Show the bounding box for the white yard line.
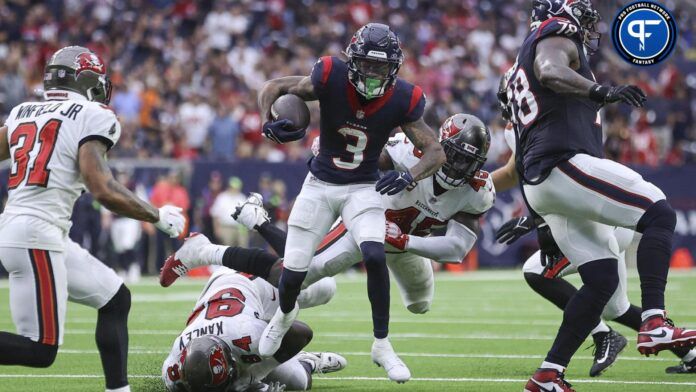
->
[1,374,694,386]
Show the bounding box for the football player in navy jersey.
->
[255,23,445,382]
[499,1,696,391]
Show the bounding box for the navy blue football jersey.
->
[506,17,603,181]
[309,56,425,184]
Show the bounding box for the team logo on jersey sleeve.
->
[612,1,677,66]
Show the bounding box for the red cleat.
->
[159,233,210,287]
[524,368,574,392]
[637,314,696,356]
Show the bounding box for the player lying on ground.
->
[0,46,186,392]
[256,23,445,382]
[500,1,696,390]
[162,267,346,392]
[161,113,493,381]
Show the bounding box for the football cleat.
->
[297,351,347,374]
[371,338,411,383]
[637,314,696,356]
[231,192,270,230]
[524,368,575,392]
[259,305,299,357]
[589,329,627,377]
[159,233,211,287]
[665,356,696,374]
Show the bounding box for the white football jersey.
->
[162,269,282,392]
[0,96,120,250]
[383,133,495,236]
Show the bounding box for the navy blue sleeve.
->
[310,56,334,98]
[403,85,426,123]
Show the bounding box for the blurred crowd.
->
[0,0,694,167]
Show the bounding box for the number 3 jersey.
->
[162,269,281,392]
[506,17,602,181]
[382,133,495,236]
[0,97,121,251]
[308,56,426,184]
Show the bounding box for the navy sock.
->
[636,200,675,311]
[0,332,57,367]
[361,241,389,339]
[523,273,578,311]
[222,246,280,280]
[257,221,288,257]
[278,268,307,313]
[96,284,131,389]
[545,259,618,367]
[614,304,642,331]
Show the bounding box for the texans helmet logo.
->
[74,52,106,76]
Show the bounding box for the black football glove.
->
[495,215,535,245]
[537,222,565,268]
[376,170,416,196]
[262,119,305,144]
[590,84,647,107]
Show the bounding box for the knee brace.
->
[637,199,676,233]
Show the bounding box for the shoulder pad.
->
[535,17,583,43]
[465,171,496,215]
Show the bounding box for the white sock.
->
[200,244,226,266]
[106,386,131,392]
[591,320,611,336]
[683,350,696,363]
[540,361,565,373]
[641,309,665,322]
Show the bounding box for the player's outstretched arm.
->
[491,153,518,193]
[0,125,9,161]
[400,118,445,181]
[386,212,479,263]
[258,76,317,122]
[79,140,160,222]
[535,37,646,107]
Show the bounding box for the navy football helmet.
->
[345,23,403,100]
[531,0,601,53]
[436,114,490,189]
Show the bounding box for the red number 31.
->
[8,120,61,189]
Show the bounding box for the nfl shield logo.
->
[356,110,365,119]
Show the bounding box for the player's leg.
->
[550,155,695,354]
[266,352,348,391]
[64,240,131,392]
[0,247,67,367]
[386,253,434,314]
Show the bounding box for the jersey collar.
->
[346,81,395,118]
[43,90,89,102]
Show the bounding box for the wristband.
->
[589,84,610,103]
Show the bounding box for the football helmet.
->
[43,46,112,104]
[436,114,490,189]
[179,335,238,392]
[531,0,601,54]
[345,23,403,100]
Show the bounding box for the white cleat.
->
[259,305,299,357]
[297,351,347,374]
[159,233,212,287]
[371,337,411,383]
[232,192,270,230]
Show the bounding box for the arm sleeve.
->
[79,105,121,151]
[405,219,477,263]
[309,56,334,99]
[403,85,426,123]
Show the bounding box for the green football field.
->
[1,270,696,391]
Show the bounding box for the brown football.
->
[270,94,310,132]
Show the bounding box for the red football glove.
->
[385,221,409,250]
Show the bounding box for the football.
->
[270,94,310,132]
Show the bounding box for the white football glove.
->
[311,136,320,157]
[155,205,186,238]
[385,220,402,238]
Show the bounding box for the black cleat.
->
[666,357,696,374]
[589,329,627,377]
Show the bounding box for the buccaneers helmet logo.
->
[74,52,106,76]
[208,346,229,385]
